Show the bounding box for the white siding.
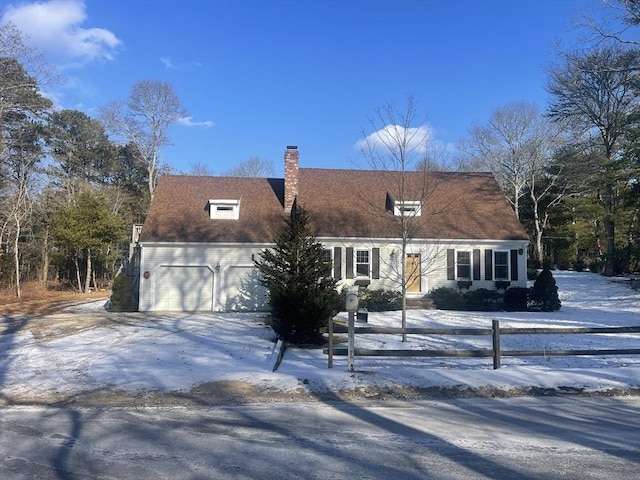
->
[222,265,268,311]
[138,243,270,312]
[320,238,529,296]
[138,238,529,312]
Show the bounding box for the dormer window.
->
[209,199,240,220]
[393,200,422,217]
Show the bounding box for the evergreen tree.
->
[52,190,127,293]
[530,268,561,312]
[255,207,339,344]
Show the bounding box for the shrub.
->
[432,287,506,311]
[361,289,402,311]
[504,287,529,311]
[463,288,502,311]
[430,287,465,310]
[110,273,136,312]
[529,268,561,311]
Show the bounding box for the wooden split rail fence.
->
[325,317,640,371]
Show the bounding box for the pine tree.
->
[255,207,339,344]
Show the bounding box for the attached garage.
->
[222,265,268,311]
[154,265,214,311]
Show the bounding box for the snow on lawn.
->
[1,271,640,399]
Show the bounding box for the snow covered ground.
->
[1,271,639,400]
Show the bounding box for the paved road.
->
[1,396,639,479]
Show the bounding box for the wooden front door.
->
[406,253,421,293]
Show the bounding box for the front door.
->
[406,253,421,293]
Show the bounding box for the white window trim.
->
[355,248,371,278]
[209,199,240,220]
[393,200,422,217]
[494,250,510,281]
[456,250,472,280]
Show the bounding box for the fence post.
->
[328,317,334,368]
[348,311,355,372]
[492,319,501,369]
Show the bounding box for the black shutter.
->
[333,247,342,279]
[372,248,380,279]
[473,249,481,280]
[510,249,519,281]
[346,247,354,279]
[485,249,493,281]
[447,249,455,280]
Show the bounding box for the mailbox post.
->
[345,287,359,372]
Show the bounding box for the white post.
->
[348,311,355,372]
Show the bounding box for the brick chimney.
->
[284,146,299,213]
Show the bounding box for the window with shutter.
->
[456,251,471,279]
[494,251,509,280]
[356,250,370,277]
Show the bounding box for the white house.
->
[137,146,529,311]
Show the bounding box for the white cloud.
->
[160,56,177,69]
[1,0,122,64]
[160,56,203,70]
[177,116,215,128]
[355,124,433,153]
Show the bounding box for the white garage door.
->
[155,266,214,311]
[223,266,268,311]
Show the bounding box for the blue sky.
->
[0,0,622,176]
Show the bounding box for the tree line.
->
[454,9,640,276]
[0,22,189,296]
[0,21,277,297]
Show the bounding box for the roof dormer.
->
[209,199,240,220]
[386,193,422,217]
[393,200,422,217]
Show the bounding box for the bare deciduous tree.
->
[459,103,546,220]
[225,156,274,177]
[458,102,568,264]
[359,95,439,340]
[189,161,215,176]
[100,80,188,201]
[578,0,640,46]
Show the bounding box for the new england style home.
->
[135,146,529,311]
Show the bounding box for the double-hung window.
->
[494,251,509,280]
[456,251,471,279]
[356,249,370,277]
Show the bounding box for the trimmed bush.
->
[110,273,136,312]
[504,287,529,311]
[463,288,502,311]
[530,268,561,311]
[430,287,465,310]
[361,289,402,311]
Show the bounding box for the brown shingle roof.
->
[140,170,529,243]
[139,175,286,243]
